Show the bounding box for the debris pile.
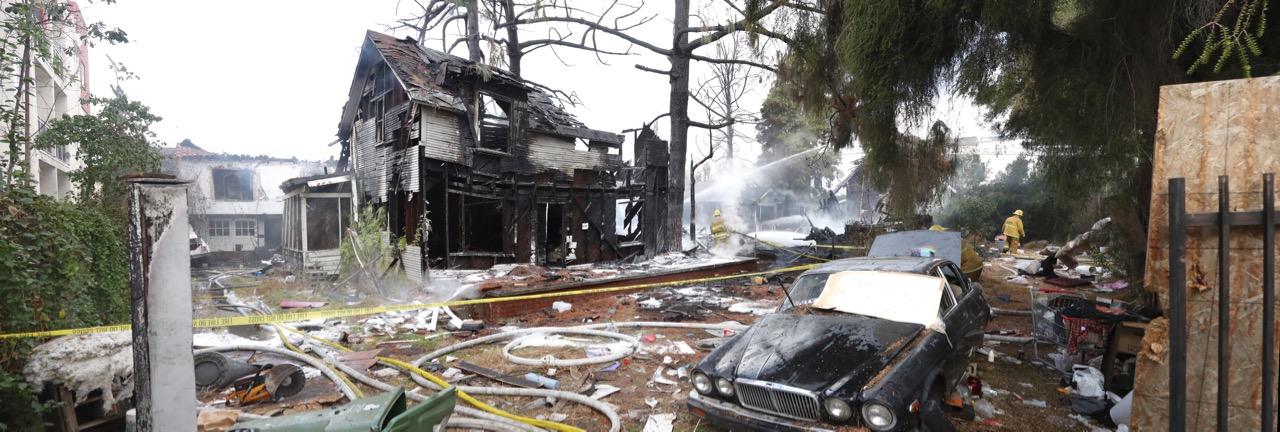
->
[23,331,134,412]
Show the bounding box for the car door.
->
[936,263,984,385]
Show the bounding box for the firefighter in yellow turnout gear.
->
[930,225,983,281]
[710,210,730,247]
[1002,210,1025,254]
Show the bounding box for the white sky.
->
[80,1,1002,181]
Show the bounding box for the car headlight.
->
[715,378,735,396]
[692,372,714,395]
[862,402,897,431]
[823,398,852,422]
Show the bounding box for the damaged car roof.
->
[804,255,945,274]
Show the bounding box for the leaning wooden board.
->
[1131,76,1280,431]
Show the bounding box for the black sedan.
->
[687,231,991,431]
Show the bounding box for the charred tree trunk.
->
[667,0,691,251]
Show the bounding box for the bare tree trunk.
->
[689,159,697,245]
[5,35,32,188]
[501,0,522,76]
[466,4,482,63]
[667,0,691,251]
[723,74,734,170]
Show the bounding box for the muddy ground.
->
[195,258,1128,431]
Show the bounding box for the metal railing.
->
[1167,173,1277,431]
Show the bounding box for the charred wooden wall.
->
[346,64,666,270]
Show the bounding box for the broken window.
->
[372,97,386,142]
[476,93,515,152]
[213,169,254,201]
[209,220,230,237]
[234,220,256,237]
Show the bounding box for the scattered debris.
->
[334,349,385,371]
[279,301,327,309]
[196,410,239,432]
[587,384,621,400]
[649,367,677,386]
[642,413,676,432]
[456,361,542,388]
[523,372,561,390]
[552,301,572,313]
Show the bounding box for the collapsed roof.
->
[337,30,621,145]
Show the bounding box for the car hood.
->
[715,313,924,393]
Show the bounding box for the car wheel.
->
[917,383,956,432]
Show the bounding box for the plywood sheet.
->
[1134,75,1280,430]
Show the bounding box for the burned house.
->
[162,140,332,265]
[299,30,668,277]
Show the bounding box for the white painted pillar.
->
[124,175,196,432]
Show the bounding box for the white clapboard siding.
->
[527,132,608,175]
[422,109,464,164]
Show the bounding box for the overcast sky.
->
[80,1,999,176]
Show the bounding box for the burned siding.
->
[527,133,616,176]
[422,110,464,164]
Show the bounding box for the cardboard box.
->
[1114,321,1147,355]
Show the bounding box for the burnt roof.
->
[340,31,621,145]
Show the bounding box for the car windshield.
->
[779,273,832,311]
[788,271,947,327]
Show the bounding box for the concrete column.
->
[125,174,196,432]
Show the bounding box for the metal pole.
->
[1218,176,1231,431]
[1264,173,1276,432]
[1170,177,1188,432]
[125,174,196,432]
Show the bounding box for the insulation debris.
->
[23,331,134,412]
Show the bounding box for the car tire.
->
[918,399,956,432]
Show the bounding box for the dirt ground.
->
[195,258,1128,431]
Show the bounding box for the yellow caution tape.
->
[0,263,822,339]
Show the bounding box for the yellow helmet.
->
[929,225,947,232]
[1014,210,1024,216]
[713,210,721,217]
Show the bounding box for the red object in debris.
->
[967,376,983,399]
[723,329,737,337]
[279,301,328,309]
[642,334,658,343]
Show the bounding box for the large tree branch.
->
[519,38,635,56]
[634,64,671,75]
[689,119,735,130]
[685,22,798,50]
[498,16,671,56]
[688,54,777,72]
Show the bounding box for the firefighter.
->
[710,209,730,247]
[1002,210,1025,255]
[930,225,983,281]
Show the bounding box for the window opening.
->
[209,220,230,237]
[212,169,254,201]
[542,203,565,264]
[234,220,257,237]
[477,93,513,152]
